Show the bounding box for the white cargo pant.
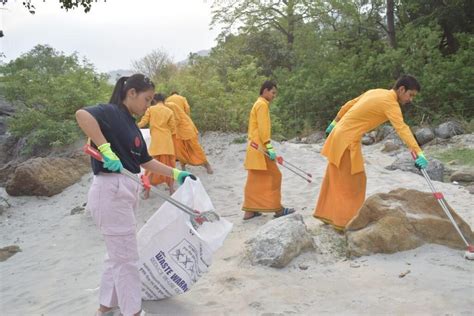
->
[87,173,141,316]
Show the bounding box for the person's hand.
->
[415,151,428,169]
[98,143,123,172]
[172,168,197,185]
[325,120,337,137]
[266,143,276,161]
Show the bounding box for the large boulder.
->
[245,213,314,268]
[385,152,445,181]
[375,125,395,142]
[5,157,89,196]
[414,127,435,145]
[450,169,474,183]
[434,121,464,139]
[346,189,473,257]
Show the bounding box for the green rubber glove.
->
[266,143,277,161]
[415,151,428,170]
[172,168,196,185]
[325,120,337,137]
[98,143,123,172]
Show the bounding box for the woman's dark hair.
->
[393,75,421,92]
[260,80,277,95]
[109,74,155,105]
[153,93,166,103]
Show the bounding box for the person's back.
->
[166,93,191,115]
[165,101,198,140]
[147,104,175,156]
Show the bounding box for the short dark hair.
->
[170,91,178,96]
[109,74,155,105]
[393,75,421,92]
[260,80,277,95]
[154,93,166,103]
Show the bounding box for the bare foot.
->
[204,163,214,174]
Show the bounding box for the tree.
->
[1,0,105,14]
[131,49,177,84]
[0,44,111,153]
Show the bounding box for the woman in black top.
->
[76,74,194,316]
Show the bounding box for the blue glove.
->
[172,168,196,185]
[325,120,337,137]
[98,143,123,172]
[415,151,428,169]
[266,143,276,161]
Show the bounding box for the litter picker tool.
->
[411,151,474,260]
[83,144,220,230]
[249,141,312,183]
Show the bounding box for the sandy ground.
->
[0,132,473,315]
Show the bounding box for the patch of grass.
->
[231,136,247,144]
[431,148,474,166]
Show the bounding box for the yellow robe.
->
[164,101,198,140]
[137,104,176,156]
[166,94,191,116]
[322,89,421,174]
[244,97,272,170]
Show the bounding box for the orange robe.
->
[166,94,191,116]
[242,97,282,212]
[164,101,208,166]
[137,104,176,186]
[314,89,422,229]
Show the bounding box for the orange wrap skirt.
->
[242,156,282,212]
[174,136,208,166]
[145,155,176,187]
[313,149,366,230]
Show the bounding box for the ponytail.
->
[109,74,155,106]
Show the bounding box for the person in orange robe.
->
[138,93,177,194]
[164,98,213,174]
[314,75,428,231]
[166,92,191,115]
[242,80,295,220]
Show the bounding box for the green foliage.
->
[431,148,474,167]
[1,45,111,153]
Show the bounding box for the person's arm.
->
[137,108,151,128]
[184,98,191,115]
[256,103,271,145]
[141,159,195,185]
[169,112,177,135]
[75,109,107,146]
[385,103,422,154]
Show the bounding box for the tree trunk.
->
[387,0,397,48]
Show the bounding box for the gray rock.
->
[0,245,21,262]
[361,135,375,146]
[466,185,474,195]
[381,140,401,153]
[375,125,395,142]
[303,131,325,144]
[450,169,474,183]
[245,213,314,268]
[434,121,464,139]
[385,152,445,181]
[414,127,435,145]
[346,189,474,257]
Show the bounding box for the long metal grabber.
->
[411,151,474,255]
[249,141,312,183]
[275,156,312,178]
[83,144,220,229]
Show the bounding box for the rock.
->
[5,157,89,197]
[0,160,20,186]
[0,245,21,262]
[245,213,314,268]
[346,189,474,256]
[385,152,445,182]
[70,206,85,215]
[381,140,401,153]
[450,169,474,183]
[361,135,375,146]
[434,121,464,139]
[414,127,435,145]
[303,131,325,144]
[375,125,394,142]
[466,185,474,194]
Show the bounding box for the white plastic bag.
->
[137,178,233,300]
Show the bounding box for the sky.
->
[0,0,221,72]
